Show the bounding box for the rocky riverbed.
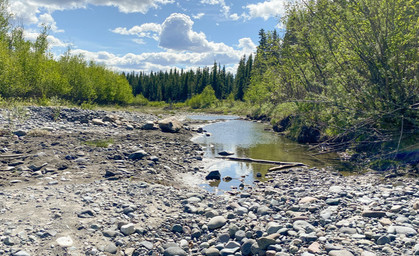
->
[0,107,418,256]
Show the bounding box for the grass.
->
[83,139,114,148]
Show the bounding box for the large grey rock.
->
[387,225,417,236]
[205,247,220,256]
[293,220,316,233]
[141,121,157,130]
[120,223,135,236]
[208,216,227,229]
[329,250,354,256]
[14,251,31,256]
[128,150,148,160]
[92,118,105,125]
[220,247,240,256]
[266,222,282,234]
[206,170,221,180]
[362,210,386,218]
[241,239,256,256]
[163,246,187,256]
[56,236,73,247]
[13,130,27,137]
[103,243,118,254]
[158,117,182,133]
[257,234,280,250]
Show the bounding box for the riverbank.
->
[0,107,418,256]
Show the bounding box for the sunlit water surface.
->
[189,115,341,192]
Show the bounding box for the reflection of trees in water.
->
[208,179,221,187]
[236,146,273,181]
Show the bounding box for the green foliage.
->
[131,94,149,106]
[0,2,134,106]
[186,85,218,109]
[83,139,114,148]
[246,0,418,157]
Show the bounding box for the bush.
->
[187,85,218,109]
[131,94,149,106]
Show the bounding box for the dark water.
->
[190,115,341,192]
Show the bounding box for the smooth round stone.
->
[163,247,187,256]
[228,224,239,237]
[103,243,118,254]
[208,216,227,230]
[266,222,281,234]
[376,235,391,245]
[56,236,73,247]
[235,207,248,215]
[387,225,417,236]
[218,233,230,243]
[329,250,354,256]
[257,206,270,215]
[241,239,256,255]
[14,251,31,256]
[120,223,135,236]
[172,224,183,233]
[235,230,246,241]
[205,247,220,256]
[225,241,240,249]
[293,220,316,233]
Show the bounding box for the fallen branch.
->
[268,164,305,172]
[0,154,24,159]
[215,156,306,167]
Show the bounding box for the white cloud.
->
[192,13,205,19]
[38,13,64,33]
[246,0,287,20]
[200,0,240,21]
[159,13,213,52]
[111,23,161,41]
[9,0,175,31]
[238,38,257,55]
[107,12,257,72]
[12,0,174,14]
[23,30,71,48]
[67,33,256,73]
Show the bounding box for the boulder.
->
[208,216,227,230]
[206,170,221,180]
[91,119,105,125]
[142,121,157,130]
[218,151,234,156]
[56,236,73,247]
[163,246,187,256]
[129,150,148,160]
[158,117,182,133]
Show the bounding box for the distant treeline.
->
[124,56,253,103]
[0,0,133,105]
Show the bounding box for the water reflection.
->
[192,118,339,192]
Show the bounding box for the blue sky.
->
[9,0,287,73]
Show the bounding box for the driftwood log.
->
[215,156,306,170]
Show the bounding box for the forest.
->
[124,55,253,104]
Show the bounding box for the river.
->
[189,115,342,192]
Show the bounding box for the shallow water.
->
[190,115,342,192]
